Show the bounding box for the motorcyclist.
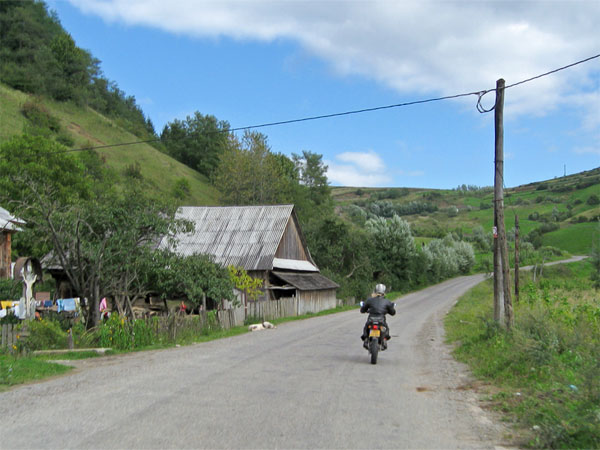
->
[360,283,396,349]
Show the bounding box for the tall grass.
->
[446,261,600,449]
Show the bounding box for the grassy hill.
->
[332,169,600,255]
[0,83,220,206]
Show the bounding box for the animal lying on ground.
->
[248,321,276,331]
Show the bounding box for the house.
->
[161,205,339,312]
[0,207,24,279]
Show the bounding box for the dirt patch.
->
[67,122,105,146]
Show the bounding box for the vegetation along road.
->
[0,272,535,450]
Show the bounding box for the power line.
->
[11,53,600,156]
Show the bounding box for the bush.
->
[22,319,68,351]
[21,100,61,133]
[587,194,600,205]
[123,162,143,180]
[172,178,191,200]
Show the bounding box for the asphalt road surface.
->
[2,273,517,449]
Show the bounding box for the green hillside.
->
[0,82,220,206]
[332,169,600,255]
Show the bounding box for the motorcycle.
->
[360,301,392,365]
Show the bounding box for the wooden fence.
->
[1,323,18,351]
[216,295,336,329]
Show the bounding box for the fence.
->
[1,323,18,350]
[216,295,337,328]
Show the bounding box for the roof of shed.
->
[0,206,24,232]
[272,271,339,291]
[164,205,299,271]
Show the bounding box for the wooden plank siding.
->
[275,216,310,261]
[0,232,12,279]
[297,289,337,315]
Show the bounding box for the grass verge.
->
[445,260,600,449]
[0,354,72,392]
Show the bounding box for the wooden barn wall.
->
[297,289,337,315]
[0,232,11,279]
[274,217,308,261]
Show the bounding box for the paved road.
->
[1,272,518,449]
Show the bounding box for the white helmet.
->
[374,283,386,295]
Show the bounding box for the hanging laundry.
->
[1,301,13,310]
[57,298,77,312]
[43,300,53,308]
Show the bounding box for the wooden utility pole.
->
[515,215,520,303]
[494,78,514,329]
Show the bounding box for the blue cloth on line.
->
[57,298,76,312]
[43,300,53,308]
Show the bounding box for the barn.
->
[161,205,339,312]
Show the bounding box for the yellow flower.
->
[16,335,20,339]
[12,345,17,351]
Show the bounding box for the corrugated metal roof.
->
[164,205,296,271]
[0,206,24,232]
[272,271,340,290]
[273,257,318,272]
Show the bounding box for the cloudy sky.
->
[47,0,599,188]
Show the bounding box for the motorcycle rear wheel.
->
[369,338,379,364]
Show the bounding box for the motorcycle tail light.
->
[373,325,378,330]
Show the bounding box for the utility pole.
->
[494,78,514,329]
[515,215,520,303]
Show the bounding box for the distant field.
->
[332,168,600,255]
[543,221,597,255]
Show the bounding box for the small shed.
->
[0,206,24,279]
[161,205,338,311]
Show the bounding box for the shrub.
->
[21,100,61,133]
[587,194,600,206]
[22,319,68,351]
[123,162,143,180]
[172,178,191,200]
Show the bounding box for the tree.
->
[365,215,415,289]
[292,150,331,206]
[154,252,234,309]
[214,131,297,205]
[303,216,374,300]
[161,112,231,176]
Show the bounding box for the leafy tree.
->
[228,266,263,305]
[214,131,297,205]
[161,112,231,176]
[154,252,234,309]
[366,215,415,289]
[292,150,331,207]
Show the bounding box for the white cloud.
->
[326,150,391,187]
[70,0,599,126]
[336,150,384,173]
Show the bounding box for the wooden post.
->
[494,78,514,329]
[515,215,520,303]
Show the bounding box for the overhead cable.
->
[12,53,600,156]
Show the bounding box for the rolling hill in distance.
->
[1,81,598,255]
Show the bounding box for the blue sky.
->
[47,0,599,189]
